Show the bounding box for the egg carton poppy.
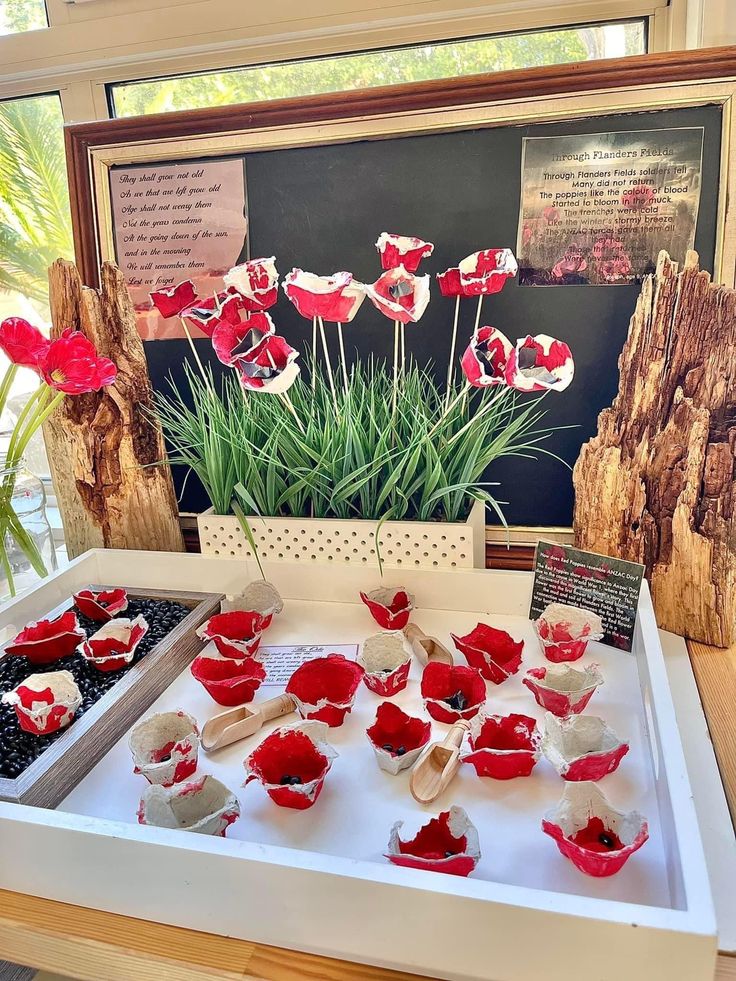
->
[0,550,719,981]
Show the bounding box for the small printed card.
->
[259,644,359,686]
[529,542,645,652]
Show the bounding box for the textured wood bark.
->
[43,259,184,557]
[573,250,736,647]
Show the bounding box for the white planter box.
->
[0,550,718,981]
[198,498,487,569]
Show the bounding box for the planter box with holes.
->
[197,498,487,569]
[0,548,721,981]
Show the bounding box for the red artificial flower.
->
[150,280,198,319]
[211,312,275,367]
[42,329,117,395]
[244,721,337,810]
[450,622,523,684]
[286,653,364,727]
[73,587,128,623]
[462,712,540,779]
[551,245,588,280]
[366,702,431,774]
[460,326,513,389]
[6,611,85,665]
[437,249,517,298]
[0,317,50,371]
[2,670,81,736]
[359,587,414,630]
[505,333,574,393]
[592,236,633,283]
[191,652,266,706]
[542,784,648,877]
[223,257,279,312]
[375,233,434,273]
[364,267,430,323]
[541,713,629,782]
[80,615,148,672]
[523,663,603,717]
[196,610,265,658]
[385,806,480,877]
[421,662,486,724]
[283,269,365,322]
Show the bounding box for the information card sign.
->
[258,644,359,687]
[517,126,703,286]
[529,542,645,652]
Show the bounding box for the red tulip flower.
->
[365,266,430,323]
[42,329,117,395]
[460,326,513,389]
[0,317,50,371]
[283,269,365,323]
[375,233,434,273]
[505,334,574,393]
[150,280,198,319]
[223,257,279,312]
[211,312,275,367]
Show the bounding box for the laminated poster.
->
[529,542,645,652]
[517,127,704,286]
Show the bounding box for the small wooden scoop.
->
[403,623,454,666]
[201,693,296,753]
[409,720,470,804]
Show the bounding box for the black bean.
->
[396,746,406,756]
[382,743,394,753]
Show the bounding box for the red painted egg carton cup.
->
[73,587,129,622]
[358,631,411,696]
[535,603,603,662]
[286,653,364,727]
[385,806,480,878]
[359,587,415,631]
[5,611,85,665]
[220,579,283,629]
[80,615,148,672]
[421,662,485,723]
[196,610,264,659]
[129,710,200,787]
[450,622,524,684]
[461,711,541,780]
[366,702,431,774]
[523,663,604,717]
[541,712,629,781]
[138,774,240,837]
[2,670,82,736]
[190,650,266,706]
[244,720,337,810]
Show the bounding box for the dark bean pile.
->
[0,597,190,780]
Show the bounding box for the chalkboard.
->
[142,103,722,525]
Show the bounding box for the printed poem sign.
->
[529,542,645,652]
[517,127,704,286]
[258,645,359,687]
[109,158,248,339]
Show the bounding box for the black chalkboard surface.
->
[143,103,722,526]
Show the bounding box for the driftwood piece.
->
[573,250,736,647]
[43,259,184,558]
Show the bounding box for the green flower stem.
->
[10,389,64,465]
[4,383,47,465]
[0,532,15,598]
[0,363,18,418]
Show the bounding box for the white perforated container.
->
[197,499,486,570]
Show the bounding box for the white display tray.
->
[0,550,717,981]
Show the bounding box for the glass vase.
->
[0,459,57,602]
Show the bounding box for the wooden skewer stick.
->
[444,295,461,411]
[392,320,400,416]
[336,322,349,395]
[311,315,317,392]
[400,321,406,377]
[319,316,339,411]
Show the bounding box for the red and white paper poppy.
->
[244,720,337,810]
[364,266,430,323]
[223,257,279,311]
[541,712,629,782]
[461,711,541,780]
[80,615,148,672]
[358,631,411,696]
[283,269,365,322]
[460,326,513,389]
[523,663,604,717]
[2,670,82,736]
[359,586,414,631]
[375,233,434,273]
[196,610,265,659]
[190,651,266,706]
[542,782,648,877]
[385,806,480,877]
[221,579,283,629]
[150,280,198,319]
[129,709,200,787]
[451,622,523,684]
[421,661,485,724]
[505,334,574,393]
[437,249,517,297]
[286,653,364,727]
[73,587,128,623]
[366,702,431,775]
[211,312,275,367]
[138,774,240,836]
[5,611,85,665]
[236,331,300,394]
[535,602,603,663]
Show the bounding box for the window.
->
[0,93,72,475]
[0,0,48,35]
[110,20,647,117]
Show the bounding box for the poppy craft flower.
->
[5,611,85,665]
[358,631,411,696]
[2,670,82,736]
[505,334,574,393]
[190,652,266,706]
[364,267,430,323]
[359,587,414,631]
[180,291,235,337]
[460,326,513,389]
[437,248,518,297]
[450,622,523,684]
[535,602,604,663]
[80,615,149,671]
[366,702,431,775]
[129,710,200,787]
[223,257,279,311]
[283,269,365,322]
[286,653,364,727]
[421,661,486,723]
[150,280,198,319]
[139,774,240,836]
[244,720,337,810]
[235,331,300,395]
[211,312,275,367]
[42,329,117,395]
[0,317,51,371]
[462,711,541,780]
[385,806,481,877]
[523,663,604,717]
[541,713,629,782]
[73,587,128,623]
[375,233,434,273]
[196,610,265,658]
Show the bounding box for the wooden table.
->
[1,636,734,981]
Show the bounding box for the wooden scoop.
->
[409,720,470,804]
[201,693,296,753]
[403,623,454,666]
